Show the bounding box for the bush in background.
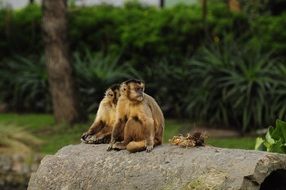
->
[251,13,286,58]
[0,56,50,112]
[0,3,251,63]
[186,37,286,132]
[0,5,42,59]
[0,51,136,113]
[74,50,135,112]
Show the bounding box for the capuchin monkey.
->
[81,84,120,144]
[107,79,164,152]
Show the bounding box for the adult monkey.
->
[107,79,164,152]
[81,84,120,144]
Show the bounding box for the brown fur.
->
[81,84,120,144]
[108,80,164,152]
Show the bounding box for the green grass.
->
[0,113,256,154]
[0,113,55,131]
[207,137,256,150]
[164,120,181,143]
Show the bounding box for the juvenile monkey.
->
[81,84,120,144]
[107,79,164,152]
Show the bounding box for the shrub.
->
[0,5,42,59]
[251,13,286,58]
[0,3,251,63]
[186,38,286,132]
[74,50,135,112]
[0,51,137,113]
[0,56,50,112]
[139,57,192,117]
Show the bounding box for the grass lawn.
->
[0,113,256,154]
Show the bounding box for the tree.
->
[42,0,86,124]
[159,0,165,8]
[201,0,207,22]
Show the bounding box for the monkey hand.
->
[107,143,114,151]
[81,132,92,143]
[146,145,154,153]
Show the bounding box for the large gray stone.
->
[0,153,41,190]
[28,144,286,190]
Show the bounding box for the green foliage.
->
[0,3,251,62]
[74,50,134,112]
[0,5,42,59]
[255,119,286,154]
[0,2,285,60]
[251,13,286,57]
[0,51,135,113]
[140,57,192,117]
[0,113,55,132]
[186,38,286,132]
[0,56,50,112]
[1,40,285,132]
[208,137,256,150]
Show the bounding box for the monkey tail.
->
[126,141,146,153]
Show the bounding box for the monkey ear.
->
[104,89,109,96]
[141,82,145,91]
[106,88,113,95]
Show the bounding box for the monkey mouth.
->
[137,95,144,101]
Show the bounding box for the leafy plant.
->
[0,56,50,112]
[140,57,192,117]
[74,50,134,112]
[186,37,286,132]
[255,119,286,154]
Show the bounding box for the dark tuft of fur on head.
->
[124,79,144,85]
[109,84,120,91]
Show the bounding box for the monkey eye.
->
[136,87,143,91]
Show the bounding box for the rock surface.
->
[0,153,42,190]
[28,144,286,190]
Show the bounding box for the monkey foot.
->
[146,145,153,153]
[106,144,113,151]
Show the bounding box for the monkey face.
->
[113,89,120,104]
[107,84,120,105]
[131,83,144,101]
[120,83,128,97]
[105,89,116,103]
[121,81,145,102]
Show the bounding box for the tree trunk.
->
[28,144,286,190]
[159,0,164,8]
[201,0,207,22]
[42,0,86,124]
[29,0,35,4]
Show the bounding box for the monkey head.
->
[105,84,120,105]
[120,79,145,102]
